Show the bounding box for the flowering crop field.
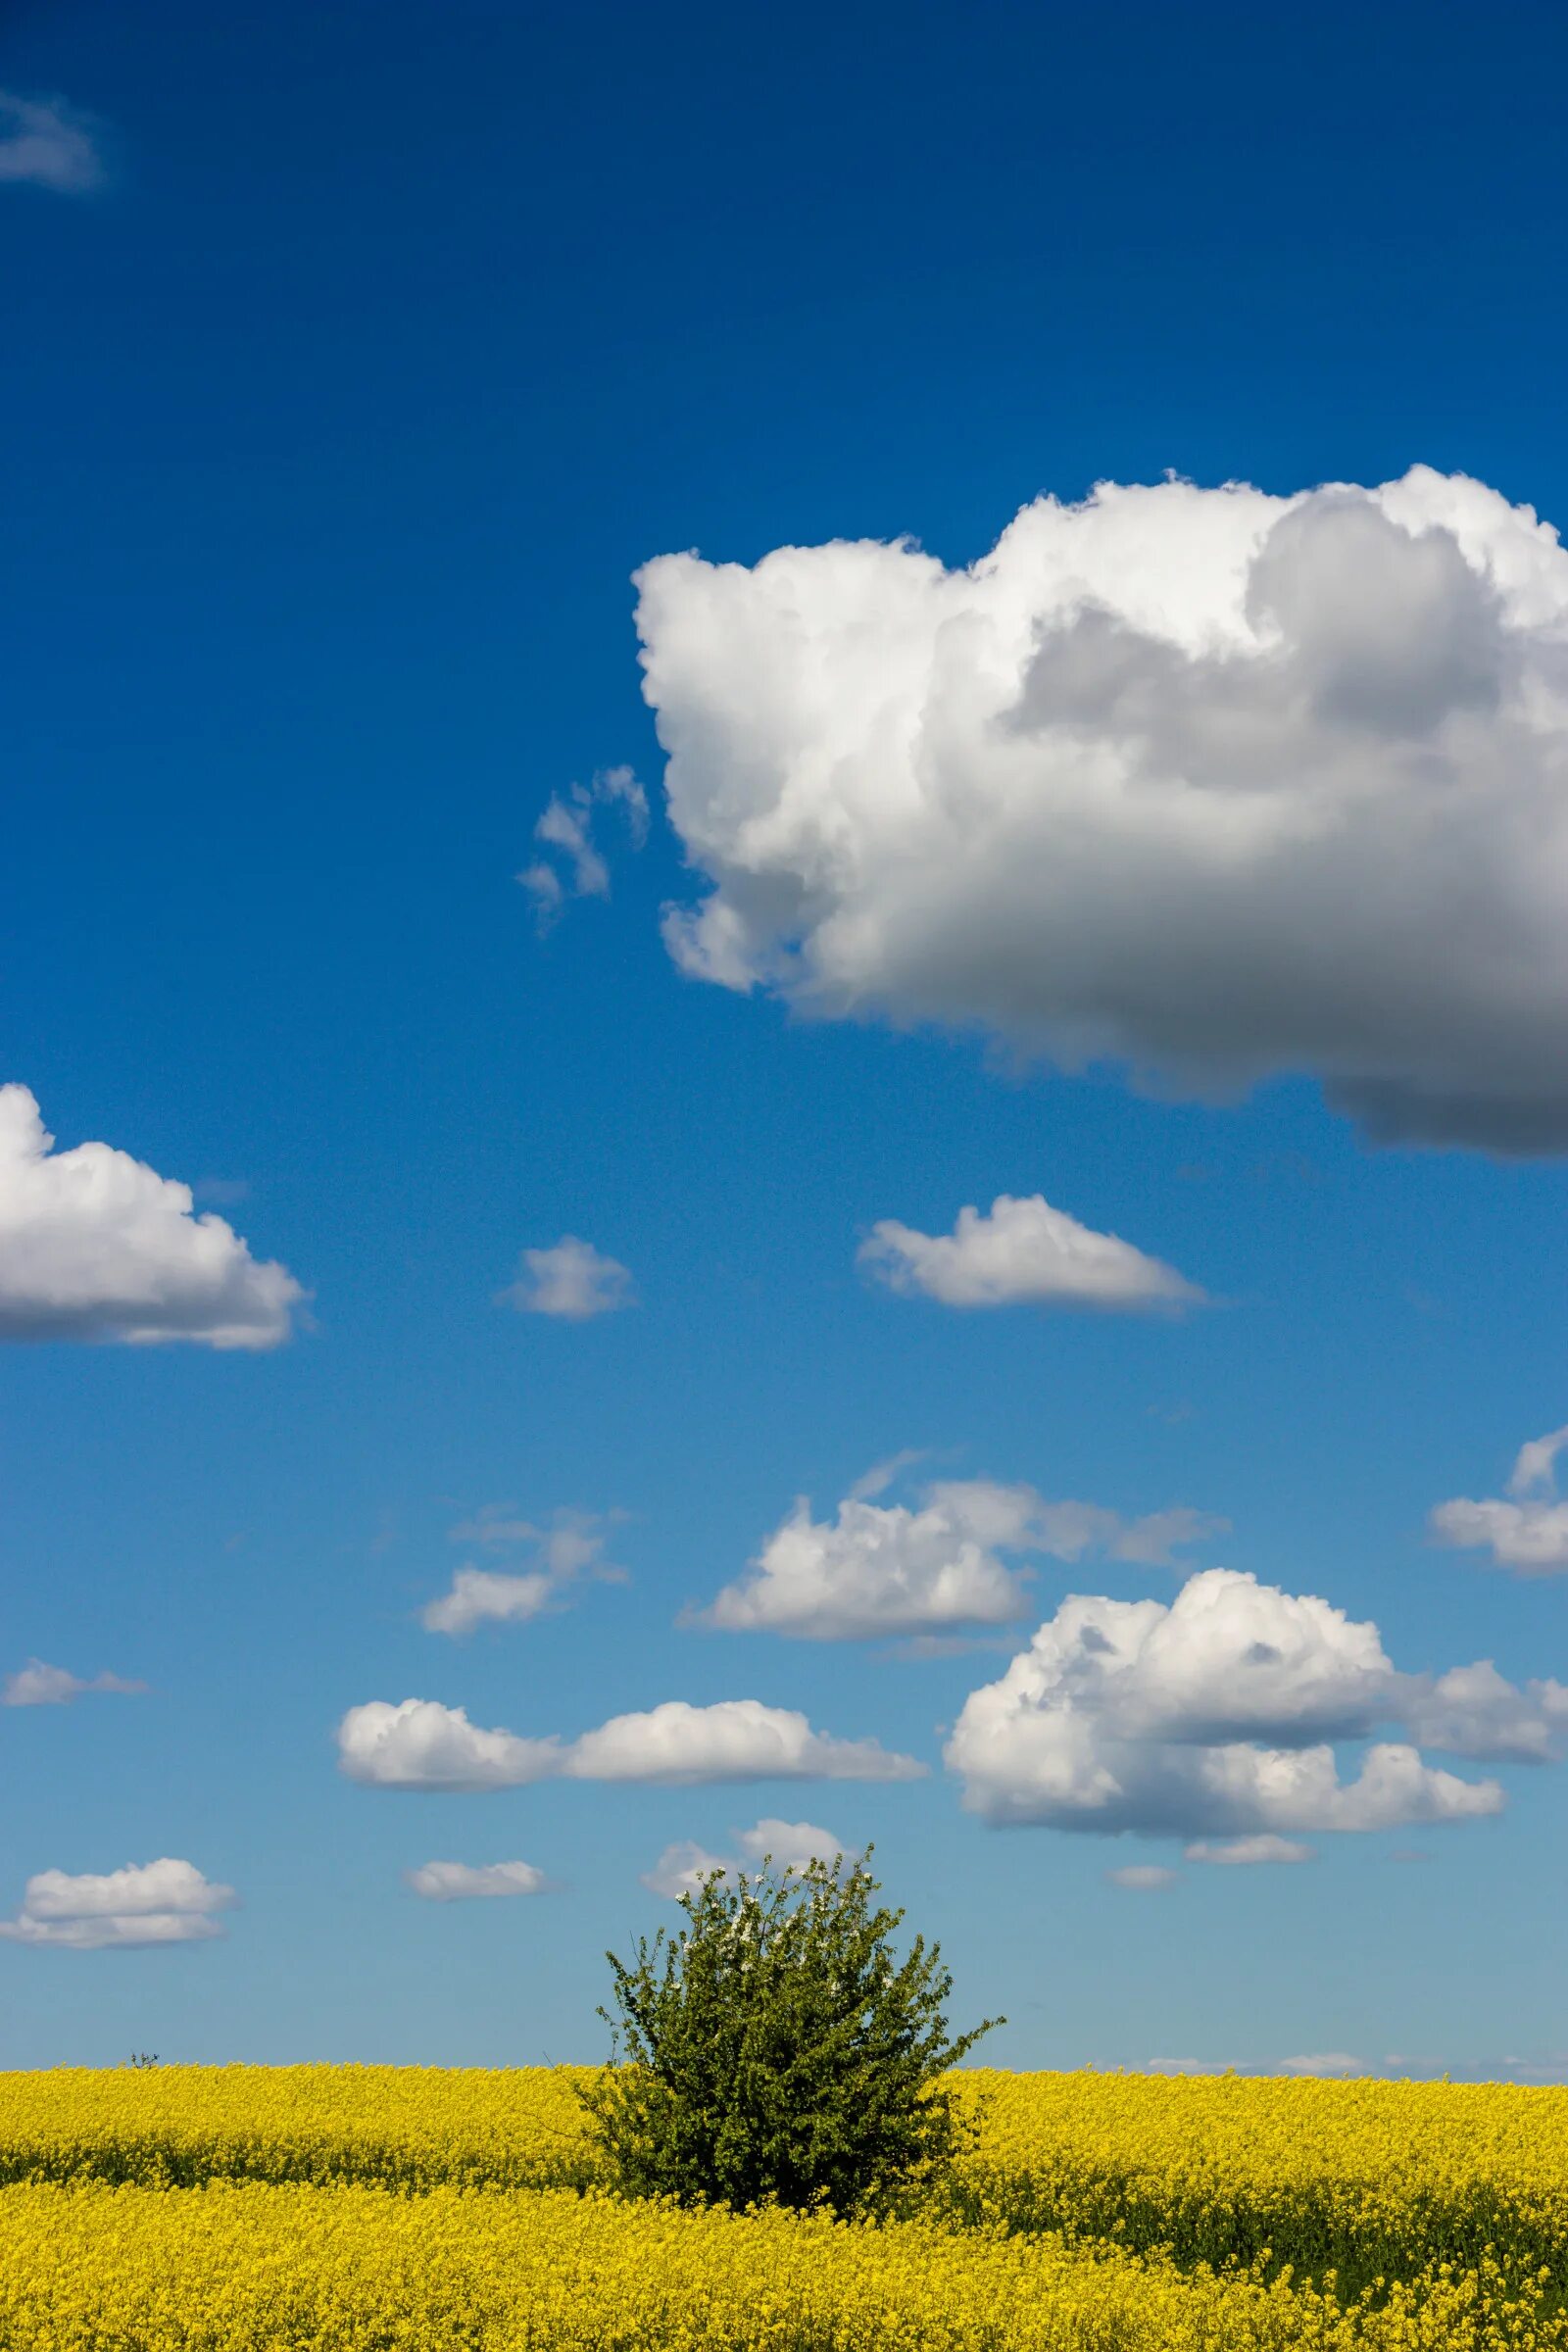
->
[0,2061,601,2193]
[4,2177,1565,2352]
[2,2065,1565,2350]
[947,2069,1568,2293]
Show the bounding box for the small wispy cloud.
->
[1509,1427,1568,1496]
[497,1236,634,1319]
[847,1450,929,1501]
[1184,1836,1313,1866]
[3,1659,146,1707]
[1429,1422,1568,1574]
[518,766,648,927]
[448,1502,626,1573]
[0,90,105,195]
[404,1859,557,1900]
[420,1506,625,1635]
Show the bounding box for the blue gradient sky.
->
[3,0,1565,2075]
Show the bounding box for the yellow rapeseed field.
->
[947,2069,1568,2290]
[2,2064,1564,2347]
[0,2061,601,2193]
[2,2177,1563,2352]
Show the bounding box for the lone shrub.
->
[582,1847,1001,2214]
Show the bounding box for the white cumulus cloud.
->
[638,467,1568,1154]
[0,90,103,193]
[3,1659,145,1706]
[1430,1424,1568,1573]
[1280,2053,1362,2078]
[1106,1864,1179,1889]
[404,1859,555,1900]
[0,1858,234,1949]
[860,1194,1202,1311]
[568,1700,917,1785]
[337,1695,921,1790]
[0,1087,303,1348]
[336,1700,564,1790]
[642,1816,856,1898]
[697,1476,1223,1639]
[944,1567,1545,1838]
[498,1236,634,1319]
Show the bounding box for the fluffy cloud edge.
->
[0,1086,304,1349]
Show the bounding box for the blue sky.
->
[3,0,1567,2077]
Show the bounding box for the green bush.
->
[581,1848,1000,2215]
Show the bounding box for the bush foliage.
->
[581,1848,1000,2214]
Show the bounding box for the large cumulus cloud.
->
[637,468,1568,1152]
[944,1567,1566,1838]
